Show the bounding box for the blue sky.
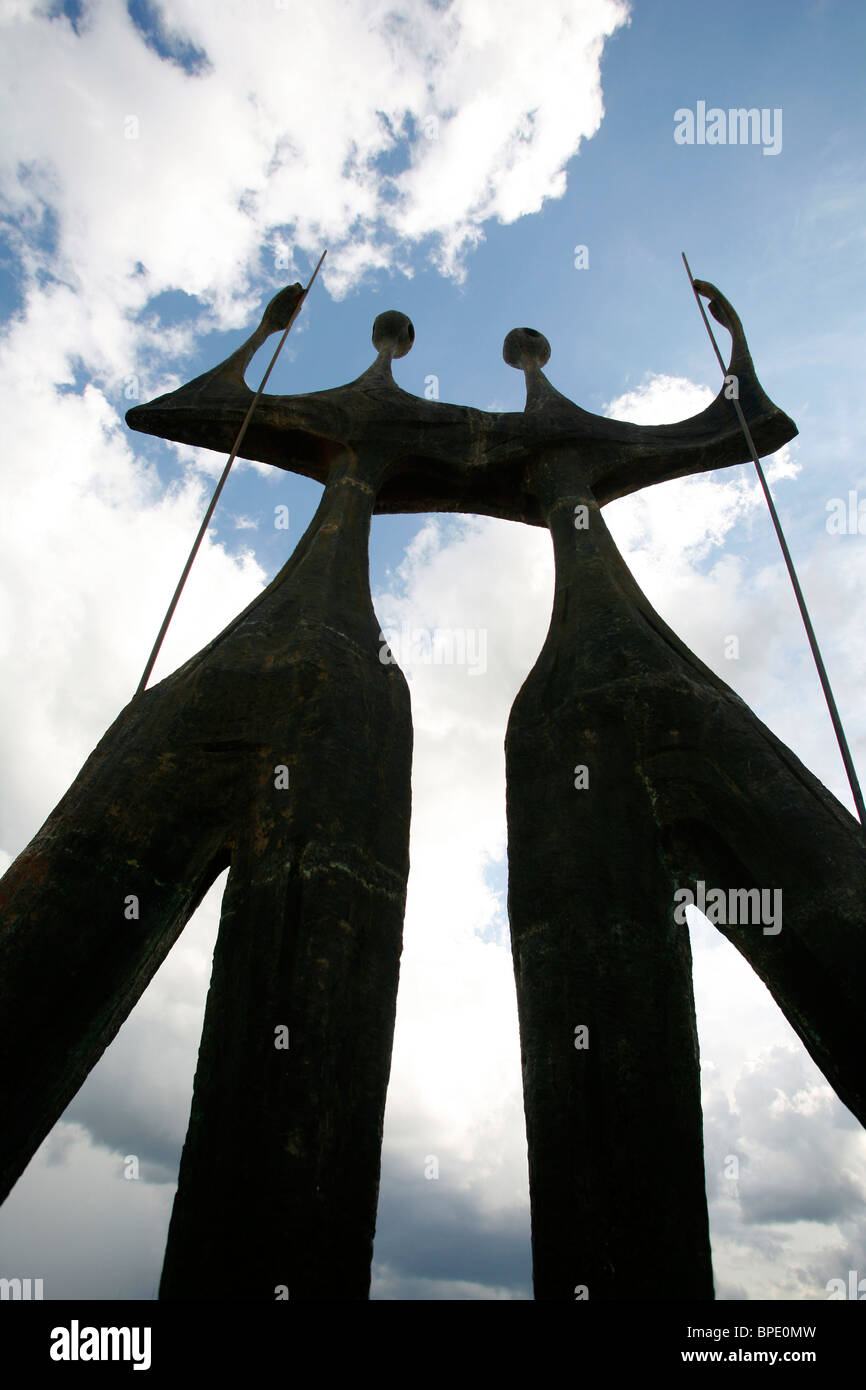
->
[1,0,865,1301]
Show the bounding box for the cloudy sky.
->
[1,0,865,1302]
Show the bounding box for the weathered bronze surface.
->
[1,281,860,1301]
[0,317,417,1300]
[502,313,866,1299]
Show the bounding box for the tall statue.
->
[0,278,861,1300]
[501,300,866,1299]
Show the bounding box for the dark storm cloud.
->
[372,1150,532,1298]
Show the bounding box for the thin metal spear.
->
[135,248,327,696]
[682,251,865,828]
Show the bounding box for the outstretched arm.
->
[588,280,797,504]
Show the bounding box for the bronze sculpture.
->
[1,279,862,1299]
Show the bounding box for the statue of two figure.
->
[0,280,863,1300]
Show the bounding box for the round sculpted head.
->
[372,311,415,360]
[502,326,551,372]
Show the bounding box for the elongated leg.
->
[0,460,412,1259]
[159,460,413,1299]
[159,822,408,1300]
[0,693,231,1206]
[637,678,866,1127]
[506,690,714,1301]
[507,478,866,1300]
